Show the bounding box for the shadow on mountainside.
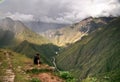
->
[0,29,15,47]
[13,40,60,65]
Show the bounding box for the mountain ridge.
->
[0,17,50,47]
[0,17,58,65]
[41,17,115,46]
[56,17,120,82]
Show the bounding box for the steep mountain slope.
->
[42,17,115,46]
[14,40,59,64]
[0,17,49,47]
[56,17,120,81]
[0,18,59,65]
[0,29,15,47]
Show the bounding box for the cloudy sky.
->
[0,0,120,24]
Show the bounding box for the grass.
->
[55,71,77,82]
[0,49,33,82]
[82,69,120,82]
[0,49,11,81]
[30,78,41,82]
[26,68,52,74]
[13,41,60,65]
[10,52,32,82]
[56,17,120,81]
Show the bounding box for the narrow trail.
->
[0,50,63,82]
[3,51,15,82]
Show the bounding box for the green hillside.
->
[56,17,120,82]
[0,49,66,82]
[13,40,59,65]
[0,29,15,47]
[0,18,58,65]
[0,49,32,82]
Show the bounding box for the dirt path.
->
[3,51,15,82]
[26,64,64,82]
[34,73,64,82]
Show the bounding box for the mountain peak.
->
[2,17,14,23]
[0,17,29,33]
[42,17,115,46]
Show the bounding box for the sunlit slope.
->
[42,17,114,46]
[0,18,49,47]
[0,18,57,65]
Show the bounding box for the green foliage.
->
[26,68,51,74]
[59,71,73,79]
[13,41,59,65]
[83,70,120,82]
[57,71,76,82]
[0,49,32,82]
[56,17,120,81]
[30,78,41,82]
[82,77,99,82]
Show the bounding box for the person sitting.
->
[34,53,41,66]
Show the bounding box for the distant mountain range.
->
[41,17,115,46]
[0,17,58,64]
[0,17,49,46]
[24,21,68,32]
[0,17,120,82]
[56,17,120,82]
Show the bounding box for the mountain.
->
[41,17,115,46]
[24,21,68,32]
[0,17,59,65]
[14,40,59,64]
[56,17,120,82]
[0,49,65,82]
[0,17,49,47]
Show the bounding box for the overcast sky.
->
[0,0,120,24]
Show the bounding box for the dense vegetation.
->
[0,17,120,82]
[56,17,120,82]
[13,40,59,65]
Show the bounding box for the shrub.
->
[58,71,76,82]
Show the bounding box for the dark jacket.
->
[34,55,40,64]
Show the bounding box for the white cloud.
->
[61,0,120,23]
[6,12,34,21]
[0,0,120,23]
